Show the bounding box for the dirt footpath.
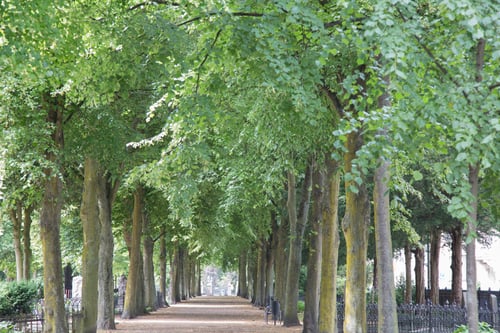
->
[114,296,302,333]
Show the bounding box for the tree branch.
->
[129,0,179,11]
[177,11,263,27]
[320,84,345,118]
[195,28,222,94]
[489,83,500,91]
[395,7,472,103]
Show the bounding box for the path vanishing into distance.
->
[114,296,302,333]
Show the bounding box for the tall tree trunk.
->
[450,225,463,305]
[265,212,278,304]
[342,129,370,333]
[284,165,312,327]
[40,95,67,333]
[171,242,180,303]
[430,229,441,305]
[159,228,168,306]
[23,205,34,280]
[197,260,202,296]
[238,250,249,298]
[248,249,257,302]
[464,38,485,333]
[373,124,398,333]
[303,165,324,333]
[319,160,340,333]
[404,244,412,304]
[181,247,188,299]
[143,212,157,311]
[122,185,145,319]
[81,157,100,333]
[10,203,23,282]
[254,241,265,307]
[414,246,425,304]
[96,169,118,331]
[275,213,289,306]
[466,163,479,333]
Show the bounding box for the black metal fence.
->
[336,303,499,333]
[0,298,82,333]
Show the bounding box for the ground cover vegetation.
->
[0,1,499,333]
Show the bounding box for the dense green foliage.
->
[0,280,42,316]
[453,322,498,333]
[0,0,499,330]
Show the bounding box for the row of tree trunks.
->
[9,199,35,282]
[403,227,462,307]
[169,242,200,303]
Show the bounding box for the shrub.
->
[453,322,498,333]
[297,300,305,313]
[0,280,41,316]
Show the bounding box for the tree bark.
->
[143,212,157,311]
[342,129,370,333]
[254,241,265,307]
[81,157,100,333]
[464,38,485,333]
[414,246,425,304]
[404,244,412,304]
[10,203,23,282]
[319,159,340,333]
[466,163,479,333]
[159,228,168,306]
[373,131,398,333]
[275,213,289,306]
[430,228,441,305]
[171,241,180,303]
[303,165,324,333]
[96,169,118,331]
[265,212,278,304]
[122,185,145,319]
[450,225,463,305]
[238,250,249,298]
[284,165,312,327]
[23,205,34,280]
[40,95,68,333]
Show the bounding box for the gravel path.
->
[113,296,302,333]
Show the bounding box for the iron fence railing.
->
[336,303,499,333]
[0,298,82,333]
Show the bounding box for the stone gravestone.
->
[72,276,82,299]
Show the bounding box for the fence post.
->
[491,295,498,329]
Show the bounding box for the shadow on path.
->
[114,296,302,333]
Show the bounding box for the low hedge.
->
[0,280,42,316]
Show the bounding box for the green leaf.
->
[412,170,423,181]
[456,152,468,162]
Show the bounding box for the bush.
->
[0,280,41,316]
[453,322,498,333]
[297,300,305,313]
